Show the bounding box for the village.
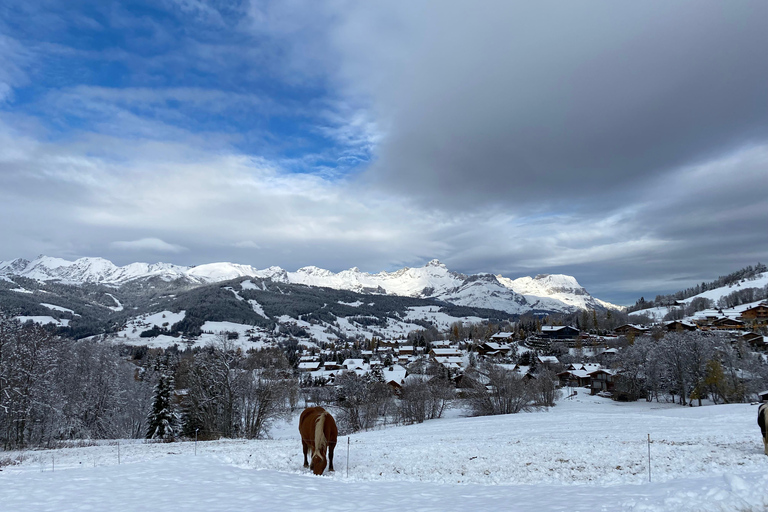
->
[294,301,768,401]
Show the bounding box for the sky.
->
[0,0,767,305]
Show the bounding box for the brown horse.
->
[299,406,338,475]
[759,402,768,456]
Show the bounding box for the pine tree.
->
[146,373,179,441]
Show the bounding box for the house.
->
[536,355,559,366]
[540,325,580,339]
[434,356,464,369]
[711,317,745,330]
[739,302,768,324]
[489,332,515,342]
[341,359,366,371]
[429,347,463,359]
[614,324,649,336]
[568,363,601,373]
[477,342,510,357]
[664,320,697,332]
[557,369,591,388]
[588,369,617,395]
[741,332,768,351]
[297,361,321,371]
[382,364,408,391]
[398,345,415,356]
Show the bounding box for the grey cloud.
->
[330,1,768,209]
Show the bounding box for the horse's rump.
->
[299,406,338,474]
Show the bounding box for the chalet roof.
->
[616,324,649,331]
[434,356,464,368]
[490,332,514,340]
[341,358,366,370]
[588,368,617,376]
[567,363,601,373]
[298,362,321,370]
[537,355,559,364]
[382,364,407,386]
[431,348,462,356]
[558,369,591,379]
[664,320,697,328]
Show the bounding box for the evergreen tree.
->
[146,373,178,441]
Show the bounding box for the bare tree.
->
[466,363,533,416]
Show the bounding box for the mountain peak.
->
[426,259,445,268]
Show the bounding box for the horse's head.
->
[311,451,327,475]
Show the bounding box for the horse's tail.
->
[315,412,328,457]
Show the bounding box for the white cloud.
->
[111,238,188,253]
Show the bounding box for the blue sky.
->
[1,0,767,304]
[1,0,371,173]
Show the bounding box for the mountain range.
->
[0,256,619,315]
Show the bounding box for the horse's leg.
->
[302,441,309,468]
[328,442,336,472]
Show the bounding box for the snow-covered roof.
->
[341,358,365,369]
[431,348,462,356]
[382,364,407,386]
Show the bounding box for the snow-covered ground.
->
[13,315,70,327]
[1,393,766,511]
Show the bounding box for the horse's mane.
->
[314,411,328,459]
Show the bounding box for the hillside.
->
[0,272,515,346]
[631,270,768,322]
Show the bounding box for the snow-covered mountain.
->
[0,255,620,314]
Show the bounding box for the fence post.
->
[346,437,350,478]
[647,434,651,482]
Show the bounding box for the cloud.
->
[326,1,768,209]
[111,238,188,253]
[0,2,766,305]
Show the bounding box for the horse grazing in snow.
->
[759,402,768,456]
[299,406,338,475]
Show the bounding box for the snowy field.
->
[1,393,767,511]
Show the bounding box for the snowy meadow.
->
[1,393,766,512]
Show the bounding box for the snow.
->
[104,293,124,312]
[338,300,364,307]
[40,302,76,314]
[1,395,766,511]
[240,279,259,290]
[14,315,70,327]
